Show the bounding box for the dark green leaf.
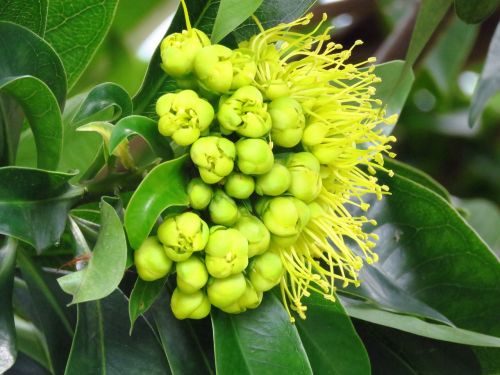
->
[65,289,171,375]
[129,277,167,333]
[45,0,119,89]
[0,238,17,373]
[5,352,51,375]
[212,293,312,375]
[0,167,83,252]
[125,155,189,249]
[58,200,127,304]
[211,0,263,43]
[296,293,370,375]
[455,0,500,24]
[0,0,48,36]
[14,315,50,370]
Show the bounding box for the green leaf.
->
[14,315,51,370]
[45,0,119,89]
[212,293,312,375]
[109,115,173,160]
[58,200,127,304]
[65,289,171,375]
[129,276,167,333]
[469,22,500,127]
[0,0,48,36]
[296,293,370,375]
[455,0,500,24]
[0,167,83,252]
[1,75,63,170]
[125,155,189,249]
[0,237,17,373]
[7,352,51,375]
[211,0,263,43]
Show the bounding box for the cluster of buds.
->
[134,9,397,321]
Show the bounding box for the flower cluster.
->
[134,11,397,321]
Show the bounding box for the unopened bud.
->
[171,288,211,320]
[268,97,305,148]
[224,172,255,199]
[190,136,235,184]
[205,227,248,278]
[236,138,274,175]
[255,163,291,196]
[286,152,322,202]
[187,178,213,210]
[248,251,284,292]
[209,190,240,226]
[233,214,270,257]
[194,44,233,94]
[207,273,247,308]
[176,256,209,293]
[134,237,173,281]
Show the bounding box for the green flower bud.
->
[134,237,173,281]
[207,273,246,308]
[194,44,233,94]
[224,173,255,199]
[308,143,341,165]
[286,152,322,203]
[220,278,263,313]
[248,251,284,292]
[160,28,210,77]
[233,214,270,257]
[264,80,290,100]
[205,228,249,278]
[268,97,305,148]
[176,256,209,293]
[217,86,271,138]
[156,90,214,146]
[187,178,213,210]
[171,288,211,320]
[230,48,257,90]
[259,196,311,238]
[255,163,291,196]
[236,138,274,175]
[302,122,328,147]
[190,136,236,184]
[158,212,209,262]
[209,190,240,226]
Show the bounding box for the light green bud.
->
[209,190,239,226]
[230,48,257,90]
[286,152,322,203]
[264,80,290,100]
[205,228,248,278]
[220,278,263,313]
[217,86,271,138]
[190,136,236,184]
[259,196,311,238]
[236,138,274,175]
[248,251,284,292]
[207,273,246,308]
[255,163,291,196]
[156,90,214,146]
[194,44,233,94]
[171,288,211,320]
[224,173,255,199]
[160,28,210,77]
[302,122,329,147]
[233,214,270,257]
[187,178,213,210]
[268,97,305,148]
[308,143,341,165]
[134,237,173,281]
[176,256,209,293]
[158,212,209,262]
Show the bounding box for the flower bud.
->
[194,44,233,94]
[268,97,305,148]
[190,136,236,184]
[264,80,291,100]
[209,190,239,226]
[217,86,271,138]
[259,196,311,238]
[236,138,274,175]
[233,214,270,257]
[230,48,257,90]
[134,237,173,281]
[248,251,284,292]
[224,173,255,199]
[207,273,246,308]
[176,256,209,293]
[205,228,248,278]
[158,212,209,262]
[286,152,322,202]
[255,163,291,196]
[220,278,263,313]
[171,288,211,320]
[160,28,210,77]
[187,178,213,210]
[302,122,329,147]
[156,90,214,146]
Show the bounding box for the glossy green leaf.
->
[45,0,119,89]
[0,167,82,252]
[109,115,173,160]
[58,201,127,304]
[296,293,370,375]
[65,289,171,375]
[150,287,215,375]
[211,0,263,43]
[0,238,17,373]
[14,315,50,370]
[129,276,167,333]
[125,155,189,249]
[212,293,312,375]
[455,0,500,24]
[0,0,48,35]
[470,22,500,127]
